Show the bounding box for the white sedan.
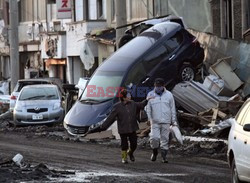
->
[227,98,250,183]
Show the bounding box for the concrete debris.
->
[173,57,245,131]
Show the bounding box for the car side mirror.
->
[243,124,250,132]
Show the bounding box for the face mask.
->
[126,93,131,100]
[155,86,164,93]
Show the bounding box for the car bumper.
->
[63,122,89,136]
[14,109,64,125]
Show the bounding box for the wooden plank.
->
[209,108,218,127]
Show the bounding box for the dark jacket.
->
[101,100,148,134]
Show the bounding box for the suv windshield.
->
[80,71,124,103]
[19,87,59,100]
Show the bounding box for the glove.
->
[171,121,178,126]
[88,125,102,134]
[82,125,102,137]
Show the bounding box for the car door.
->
[140,31,184,87]
[234,100,250,180]
[152,31,184,84]
[237,101,250,180]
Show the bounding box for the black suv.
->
[64,22,204,136]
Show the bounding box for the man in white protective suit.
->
[146,78,178,163]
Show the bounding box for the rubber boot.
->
[121,151,128,164]
[127,149,135,162]
[151,148,158,161]
[161,149,168,163]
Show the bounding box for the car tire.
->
[118,34,134,48]
[179,64,195,81]
[231,158,243,183]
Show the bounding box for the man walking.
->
[87,89,152,164]
[146,78,177,163]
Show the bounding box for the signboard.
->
[56,0,72,19]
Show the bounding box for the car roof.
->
[17,79,52,83]
[22,84,58,89]
[98,22,181,72]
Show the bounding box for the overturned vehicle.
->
[64,22,204,136]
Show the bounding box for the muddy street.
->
[0,131,230,183]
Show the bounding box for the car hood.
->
[64,100,113,127]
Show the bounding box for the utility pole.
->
[115,0,127,49]
[242,0,247,35]
[9,0,20,92]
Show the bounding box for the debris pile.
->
[172,57,246,137]
[0,154,73,183]
[171,140,227,160]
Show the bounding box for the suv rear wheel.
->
[232,158,243,183]
[118,34,134,48]
[179,64,195,81]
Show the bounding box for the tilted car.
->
[118,15,185,48]
[13,84,64,125]
[64,22,204,136]
[227,98,250,183]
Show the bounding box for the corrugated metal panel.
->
[172,81,219,114]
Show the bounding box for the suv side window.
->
[124,62,147,86]
[165,31,183,52]
[142,46,169,73]
[235,101,250,125]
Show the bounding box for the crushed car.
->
[64,21,204,136]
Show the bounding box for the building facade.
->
[0,0,249,91]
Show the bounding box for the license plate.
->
[32,114,43,120]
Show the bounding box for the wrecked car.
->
[64,22,204,136]
[13,85,64,125]
[118,15,185,48]
[10,78,64,112]
[227,98,250,183]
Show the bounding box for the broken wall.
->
[190,30,250,97]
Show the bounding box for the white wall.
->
[67,21,107,56]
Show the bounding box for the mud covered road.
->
[0,131,230,183]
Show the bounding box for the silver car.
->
[13,84,64,125]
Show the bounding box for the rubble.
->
[172,56,247,138]
[0,154,74,183]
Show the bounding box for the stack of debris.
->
[172,57,245,136]
[0,154,73,182]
